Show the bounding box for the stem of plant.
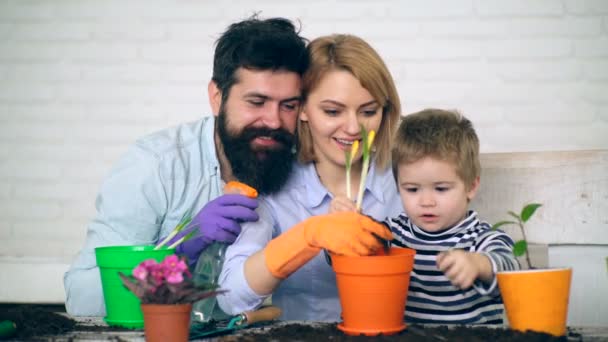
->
[355,158,370,212]
[519,219,532,269]
[168,236,185,250]
[346,166,352,201]
[155,230,178,250]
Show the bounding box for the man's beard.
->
[216,108,296,195]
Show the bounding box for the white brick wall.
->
[0,0,607,312]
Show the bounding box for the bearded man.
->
[64,15,309,317]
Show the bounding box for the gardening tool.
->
[189,305,282,339]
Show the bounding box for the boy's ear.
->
[208,80,222,116]
[466,176,480,201]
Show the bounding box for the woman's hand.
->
[329,195,357,213]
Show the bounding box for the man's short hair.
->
[212,15,309,103]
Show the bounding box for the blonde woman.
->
[218,34,403,321]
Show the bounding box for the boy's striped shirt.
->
[388,210,520,324]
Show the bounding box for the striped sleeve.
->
[387,214,411,248]
[472,224,521,296]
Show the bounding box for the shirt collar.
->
[301,163,330,208]
[412,210,479,237]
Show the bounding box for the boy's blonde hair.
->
[297,34,401,170]
[392,109,481,190]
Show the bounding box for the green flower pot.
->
[95,245,175,329]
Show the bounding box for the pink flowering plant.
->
[119,254,223,304]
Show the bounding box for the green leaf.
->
[183,229,197,242]
[507,211,520,221]
[521,203,542,223]
[492,220,517,230]
[344,149,352,171]
[360,124,369,156]
[513,240,528,257]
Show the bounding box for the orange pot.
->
[141,303,192,342]
[497,267,572,336]
[331,247,416,336]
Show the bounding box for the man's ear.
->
[467,176,480,202]
[208,80,222,116]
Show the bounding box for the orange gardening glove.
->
[264,212,392,279]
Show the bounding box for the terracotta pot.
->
[497,267,572,336]
[141,303,192,342]
[331,247,416,336]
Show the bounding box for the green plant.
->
[343,125,375,211]
[344,140,359,201]
[154,211,196,250]
[492,203,542,269]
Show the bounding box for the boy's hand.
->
[329,195,357,214]
[436,250,492,289]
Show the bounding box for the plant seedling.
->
[492,203,542,269]
[355,126,375,212]
[343,124,375,211]
[342,125,387,254]
[344,140,359,201]
[154,211,196,250]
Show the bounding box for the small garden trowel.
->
[189,305,282,339]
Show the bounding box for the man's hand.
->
[173,194,259,262]
[436,250,493,289]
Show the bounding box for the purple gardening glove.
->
[169,194,259,263]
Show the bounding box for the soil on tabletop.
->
[230,322,577,342]
[0,304,582,341]
[0,304,132,341]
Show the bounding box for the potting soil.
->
[0,304,581,341]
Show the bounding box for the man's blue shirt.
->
[64,116,222,316]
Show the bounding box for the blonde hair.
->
[392,109,481,190]
[297,34,401,170]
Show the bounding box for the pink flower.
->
[141,259,158,268]
[160,254,188,284]
[165,271,184,284]
[161,255,188,273]
[132,265,148,281]
[120,254,222,304]
[150,268,164,286]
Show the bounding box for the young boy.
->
[387,108,520,324]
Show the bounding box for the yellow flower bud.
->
[367,130,376,150]
[350,140,359,160]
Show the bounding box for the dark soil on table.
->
[231,323,578,342]
[0,304,132,341]
[0,305,583,342]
